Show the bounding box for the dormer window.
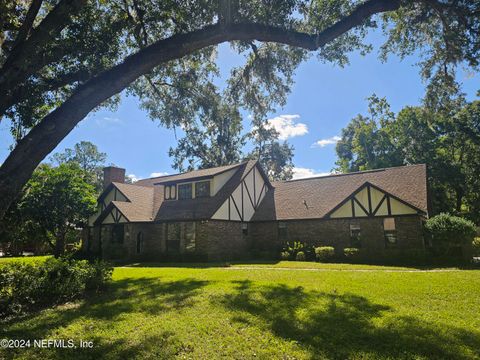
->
[178,183,193,199]
[195,181,210,198]
[164,185,176,200]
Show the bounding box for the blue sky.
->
[0,30,478,181]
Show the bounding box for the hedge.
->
[0,257,112,318]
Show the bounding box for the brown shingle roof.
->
[134,162,245,187]
[252,164,428,221]
[110,182,155,222]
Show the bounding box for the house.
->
[85,160,429,261]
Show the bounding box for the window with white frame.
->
[383,217,397,246]
[195,181,210,197]
[164,185,176,200]
[349,223,361,247]
[178,183,192,200]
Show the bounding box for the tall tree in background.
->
[0,163,97,256]
[168,92,246,172]
[50,141,107,192]
[336,96,480,222]
[0,0,479,219]
[22,163,96,256]
[247,120,294,181]
[169,92,294,180]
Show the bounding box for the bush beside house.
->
[425,213,476,259]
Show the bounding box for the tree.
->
[50,141,107,192]
[335,95,402,172]
[0,0,479,219]
[168,90,294,180]
[336,97,480,222]
[248,120,294,181]
[19,163,97,256]
[168,93,246,172]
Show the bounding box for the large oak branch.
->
[0,0,400,218]
[0,0,86,91]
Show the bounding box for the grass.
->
[1,259,479,359]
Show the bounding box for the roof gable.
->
[326,181,425,219]
[252,164,428,221]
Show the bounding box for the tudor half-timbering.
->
[85,160,429,261]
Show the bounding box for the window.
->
[136,232,144,254]
[278,222,287,240]
[350,224,361,247]
[112,224,124,244]
[384,218,397,247]
[167,223,181,253]
[242,223,248,236]
[184,222,196,253]
[195,181,210,198]
[165,185,176,200]
[178,183,192,200]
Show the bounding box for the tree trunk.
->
[0,0,400,220]
[54,231,66,258]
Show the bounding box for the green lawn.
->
[1,261,480,359]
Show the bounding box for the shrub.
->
[280,251,290,260]
[344,247,360,260]
[0,257,112,318]
[280,241,305,260]
[473,237,480,257]
[295,251,306,261]
[425,213,476,256]
[315,246,335,262]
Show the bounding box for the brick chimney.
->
[103,166,125,189]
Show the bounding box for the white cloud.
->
[292,167,332,180]
[126,174,140,182]
[150,171,169,178]
[312,135,341,148]
[96,116,123,127]
[265,114,308,140]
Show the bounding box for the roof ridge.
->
[135,160,250,184]
[284,163,426,183]
[112,181,154,189]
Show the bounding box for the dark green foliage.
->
[295,251,306,261]
[280,241,315,261]
[50,141,107,193]
[473,238,480,257]
[0,257,112,318]
[336,98,480,221]
[315,246,335,262]
[425,213,476,255]
[0,163,97,256]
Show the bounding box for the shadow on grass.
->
[0,277,208,359]
[219,280,480,359]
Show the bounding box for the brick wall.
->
[249,215,425,257]
[89,215,425,261]
[92,220,249,261]
[196,220,248,261]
